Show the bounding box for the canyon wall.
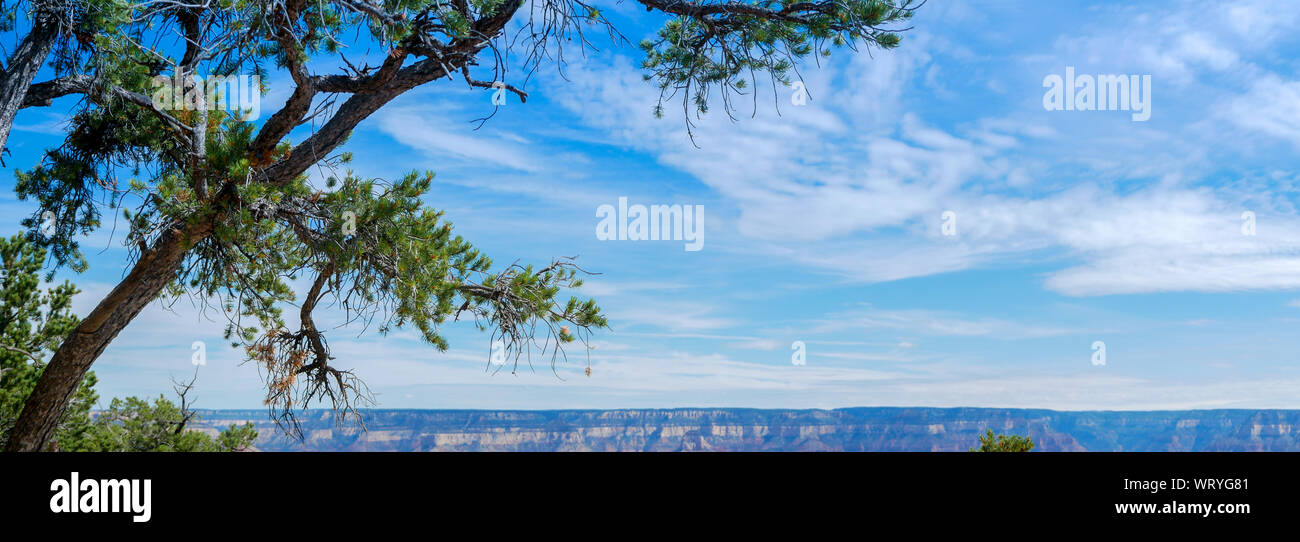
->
[190,407,1300,451]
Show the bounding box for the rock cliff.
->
[190,407,1300,451]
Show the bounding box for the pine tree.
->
[5,0,920,451]
[970,428,1035,452]
[0,233,93,450]
[1,233,257,451]
[70,394,257,452]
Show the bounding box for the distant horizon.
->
[186,405,1300,414]
[182,406,1300,452]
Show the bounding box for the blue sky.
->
[5,0,1300,411]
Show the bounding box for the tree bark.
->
[4,224,210,451]
[0,11,60,158]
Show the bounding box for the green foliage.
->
[639,0,918,120]
[970,428,1035,452]
[68,395,258,452]
[1,0,135,74]
[0,234,254,451]
[0,234,94,450]
[13,107,164,272]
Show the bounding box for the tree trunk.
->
[0,12,60,157]
[4,225,209,451]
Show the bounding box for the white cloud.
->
[605,300,737,333]
[811,307,1076,339]
[375,101,545,173]
[541,13,1300,297]
[1226,76,1300,147]
[12,111,69,135]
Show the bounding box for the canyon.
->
[188,407,1300,452]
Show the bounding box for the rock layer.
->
[190,407,1300,452]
